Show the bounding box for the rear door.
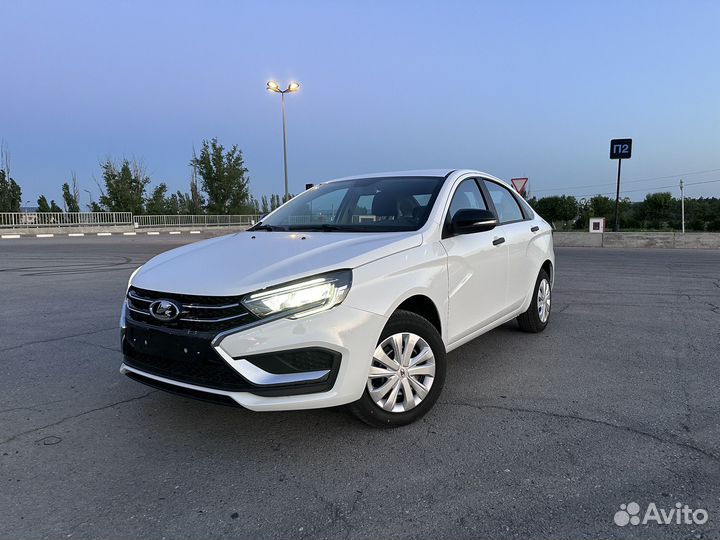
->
[481,179,536,310]
[440,177,509,343]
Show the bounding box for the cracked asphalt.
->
[1,236,719,539]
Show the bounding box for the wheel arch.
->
[518,259,555,314]
[394,294,442,337]
[541,259,554,287]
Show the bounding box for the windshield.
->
[251,176,446,232]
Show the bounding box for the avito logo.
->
[614,502,708,526]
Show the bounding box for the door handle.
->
[492,237,505,246]
[531,226,540,232]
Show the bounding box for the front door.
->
[440,178,509,343]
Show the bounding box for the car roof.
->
[328,169,456,182]
[325,168,504,183]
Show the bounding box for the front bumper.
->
[120,304,387,411]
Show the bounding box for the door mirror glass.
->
[451,208,498,235]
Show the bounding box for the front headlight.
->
[242,270,352,319]
[126,265,142,293]
[122,266,143,330]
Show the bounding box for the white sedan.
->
[120,169,554,427]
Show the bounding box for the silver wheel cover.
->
[537,278,551,323]
[367,332,436,413]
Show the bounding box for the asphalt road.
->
[1,236,719,539]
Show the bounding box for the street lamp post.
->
[267,80,300,202]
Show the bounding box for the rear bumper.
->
[121,304,387,411]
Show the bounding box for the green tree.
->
[248,195,260,214]
[531,195,578,229]
[175,192,192,215]
[270,194,281,210]
[61,174,81,212]
[261,195,270,214]
[587,195,634,229]
[685,197,720,230]
[172,189,204,215]
[0,142,22,212]
[0,169,22,212]
[98,159,149,214]
[50,200,62,213]
[145,183,170,214]
[639,192,674,229]
[37,195,51,212]
[707,218,720,232]
[588,195,616,219]
[190,138,250,214]
[617,198,635,229]
[166,192,181,215]
[185,159,206,214]
[523,191,720,232]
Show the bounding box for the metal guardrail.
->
[0,212,259,230]
[133,215,259,228]
[0,212,133,228]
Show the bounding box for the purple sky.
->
[3,0,720,207]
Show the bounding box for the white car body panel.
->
[344,240,450,340]
[122,169,555,411]
[133,230,422,296]
[441,227,511,343]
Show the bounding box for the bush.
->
[688,219,706,231]
[706,219,720,232]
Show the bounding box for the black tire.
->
[517,268,551,333]
[348,310,446,428]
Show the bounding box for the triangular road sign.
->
[511,177,528,195]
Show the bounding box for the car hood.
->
[132,230,422,296]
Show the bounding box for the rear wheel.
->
[348,310,446,428]
[517,268,551,333]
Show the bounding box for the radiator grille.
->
[126,286,256,332]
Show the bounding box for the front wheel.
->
[517,268,552,333]
[348,310,446,428]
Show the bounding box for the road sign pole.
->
[613,158,622,232]
[680,179,685,234]
[609,138,632,232]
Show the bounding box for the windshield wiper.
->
[248,223,285,232]
[288,224,346,232]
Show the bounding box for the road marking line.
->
[36,233,54,238]
[189,231,201,234]
[169,231,181,235]
[68,233,85,237]
[147,231,160,235]
[97,232,112,236]
[123,232,137,236]
[1,234,21,239]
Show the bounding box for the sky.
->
[3,0,720,208]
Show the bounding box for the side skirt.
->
[445,307,526,353]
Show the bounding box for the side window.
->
[448,179,487,219]
[484,181,524,223]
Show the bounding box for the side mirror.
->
[451,208,498,235]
